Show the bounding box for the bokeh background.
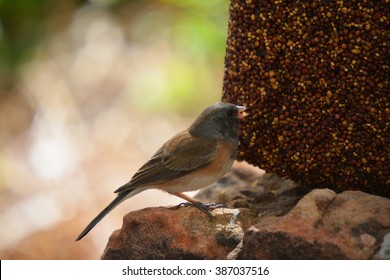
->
[0,0,229,259]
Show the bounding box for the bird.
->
[75,101,249,241]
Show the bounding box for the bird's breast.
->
[160,140,236,193]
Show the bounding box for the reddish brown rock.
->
[102,206,243,260]
[101,166,390,260]
[238,189,390,259]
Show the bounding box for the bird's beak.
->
[237,105,249,119]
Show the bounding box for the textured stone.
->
[195,163,310,221]
[101,166,390,260]
[102,206,243,260]
[238,189,390,259]
[373,232,390,260]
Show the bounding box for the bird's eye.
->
[227,109,233,116]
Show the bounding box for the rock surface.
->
[238,189,390,259]
[102,207,243,260]
[102,165,390,260]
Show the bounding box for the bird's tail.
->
[75,189,135,241]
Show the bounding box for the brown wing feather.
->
[115,131,217,193]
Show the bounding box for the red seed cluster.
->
[222,0,389,196]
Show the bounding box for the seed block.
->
[222,0,389,196]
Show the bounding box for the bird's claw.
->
[176,202,225,219]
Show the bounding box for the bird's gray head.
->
[188,102,248,141]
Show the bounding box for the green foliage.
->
[0,0,229,113]
[120,0,229,114]
[0,0,82,88]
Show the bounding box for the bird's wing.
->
[114,131,217,193]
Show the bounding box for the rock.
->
[102,206,244,260]
[373,232,390,260]
[101,165,390,260]
[196,164,310,221]
[238,189,390,259]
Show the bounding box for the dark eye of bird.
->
[227,109,233,116]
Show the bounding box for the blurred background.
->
[0,0,229,259]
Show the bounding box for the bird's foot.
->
[176,202,225,219]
